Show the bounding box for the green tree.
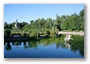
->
[79,9,84,17]
[55,14,62,31]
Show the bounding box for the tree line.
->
[4,9,84,32]
[4,9,84,37]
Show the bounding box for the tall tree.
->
[79,9,84,17]
[55,14,62,30]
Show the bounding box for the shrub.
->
[4,29,11,37]
[46,30,50,36]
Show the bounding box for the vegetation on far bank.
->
[4,9,84,37]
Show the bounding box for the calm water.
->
[4,35,84,58]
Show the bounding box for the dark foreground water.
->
[4,35,84,58]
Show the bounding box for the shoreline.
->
[58,31,84,35]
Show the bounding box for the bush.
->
[50,30,55,37]
[30,31,38,37]
[4,29,11,37]
[46,30,50,36]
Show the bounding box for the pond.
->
[4,35,84,58]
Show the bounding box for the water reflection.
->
[4,35,84,58]
[5,42,11,51]
[64,42,71,49]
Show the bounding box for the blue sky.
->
[4,4,84,24]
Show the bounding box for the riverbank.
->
[4,31,84,41]
[58,31,84,35]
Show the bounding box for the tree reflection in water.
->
[5,42,11,51]
[4,35,84,57]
